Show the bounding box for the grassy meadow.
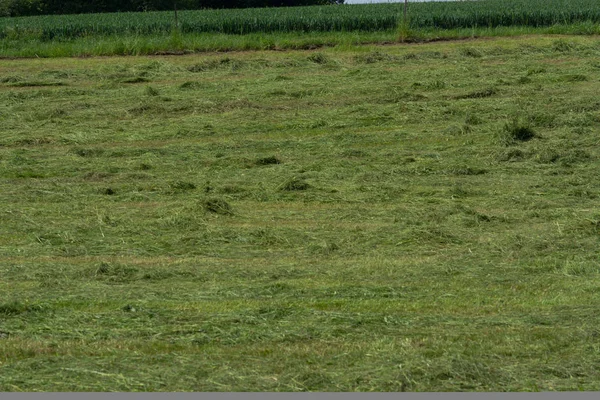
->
[1,35,600,391]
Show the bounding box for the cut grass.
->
[498,118,538,145]
[1,35,600,391]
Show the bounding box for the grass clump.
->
[72,148,104,157]
[443,124,471,136]
[90,262,138,281]
[255,156,282,166]
[121,76,150,84]
[0,301,29,316]
[279,177,310,191]
[354,51,397,64]
[561,149,592,165]
[169,181,196,192]
[0,301,44,315]
[307,52,330,64]
[145,86,160,96]
[187,58,232,72]
[552,39,578,52]
[459,47,483,58]
[496,148,528,162]
[498,117,537,145]
[448,166,487,176]
[203,198,234,215]
[464,113,482,125]
[7,81,65,87]
[179,81,201,90]
[454,87,497,100]
[563,74,588,82]
[534,147,592,165]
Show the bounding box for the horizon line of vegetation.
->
[2,0,600,41]
[0,1,344,18]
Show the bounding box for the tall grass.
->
[1,0,600,40]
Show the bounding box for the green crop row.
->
[1,0,600,40]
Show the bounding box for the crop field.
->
[2,0,600,58]
[1,35,600,391]
[1,0,600,39]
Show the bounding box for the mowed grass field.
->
[1,35,600,391]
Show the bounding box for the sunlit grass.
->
[1,35,600,391]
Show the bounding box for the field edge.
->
[1,23,600,58]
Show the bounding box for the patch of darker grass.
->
[552,39,578,52]
[14,137,55,146]
[528,112,556,128]
[82,171,112,181]
[0,76,23,84]
[459,47,483,58]
[448,166,487,176]
[409,227,462,245]
[298,371,333,390]
[340,149,368,158]
[448,184,475,198]
[423,80,446,90]
[527,67,547,76]
[574,216,600,236]
[443,124,471,136]
[354,51,397,64]
[71,147,105,157]
[561,149,592,165]
[14,170,46,179]
[562,74,588,82]
[179,81,201,90]
[128,103,162,115]
[498,118,537,146]
[307,52,329,64]
[384,90,427,103]
[534,147,591,165]
[255,156,281,166]
[220,185,247,195]
[464,113,482,125]
[454,87,497,100]
[203,198,234,215]
[170,181,196,192]
[88,262,139,282]
[496,148,528,162]
[458,205,496,224]
[0,301,45,316]
[145,86,160,96]
[308,241,340,256]
[187,57,234,72]
[141,270,177,281]
[279,177,310,191]
[8,81,66,87]
[121,76,150,84]
[0,301,28,316]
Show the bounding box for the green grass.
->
[2,35,600,391]
[3,0,600,39]
[2,0,600,58]
[1,24,600,58]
